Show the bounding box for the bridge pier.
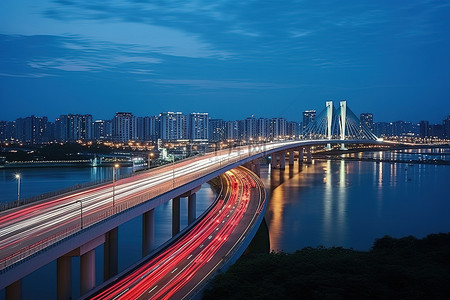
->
[270,153,277,169]
[271,152,286,169]
[188,194,196,225]
[298,147,304,162]
[104,227,118,280]
[142,209,155,257]
[80,250,95,295]
[288,151,294,166]
[280,151,286,169]
[178,186,201,227]
[58,235,104,297]
[172,197,181,237]
[57,256,71,300]
[243,160,260,176]
[306,147,312,164]
[5,280,21,300]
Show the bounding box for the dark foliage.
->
[203,233,450,300]
[1,143,114,161]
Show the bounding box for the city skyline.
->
[2,109,449,145]
[1,1,450,123]
[0,106,447,125]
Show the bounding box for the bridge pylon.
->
[325,101,333,150]
[303,100,378,145]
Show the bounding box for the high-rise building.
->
[443,116,450,139]
[209,119,226,142]
[143,116,159,141]
[419,120,430,138]
[0,121,15,142]
[244,117,257,140]
[134,117,145,141]
[237,120,246,140]
[270,118,287,139]
[302,110,316,131]
[14,115,49,144]
[430,124,445,139]
[257,118,270,139]
[56,114,93,142]
[287,121,300,138]
[189,113,209,141]
[374,122,391,137]
[113,112,135,142]
[159,112,188,141]
[0,121,8,141]
[360,113,374,133]
[224,121,238,140]
[93,120,112,141]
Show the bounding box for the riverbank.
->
[203,233,450,299]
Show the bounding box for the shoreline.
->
[0,160,134,169]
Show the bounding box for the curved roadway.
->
[87,166,265,299]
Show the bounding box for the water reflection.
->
[263,158,450,252]
[323,160,332,244]
[267,180,285,251]
[337,160,347,241]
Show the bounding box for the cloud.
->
[28,58,104,72]
[0,1,233,61]
[0,72,55,78]
[290,30,312,38]
[143,78,302,90]
[229,28,261,37]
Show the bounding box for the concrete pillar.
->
[280,151,286,169]
[5,280,21,300]
[289,151,294,166]
[298,147,304,164]
[104,227,118,280]
[172,197,181,236]
[80,249,95,296]
[270,153,277,169]
[57,256,71,300]
[142,209,155,257]
[306,147,312,164]
[188,194,197,225]
[253,160,261,177]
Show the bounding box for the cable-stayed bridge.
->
[303,100,378,149]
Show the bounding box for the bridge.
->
[0,101,384,299]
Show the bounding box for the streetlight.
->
[112,163,119,207]
[15,174,21,206]
[148,152,154,168]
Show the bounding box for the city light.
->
[15,174,20,206]
[112,164,120,207]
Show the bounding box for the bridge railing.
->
[0,152,211,212]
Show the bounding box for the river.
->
[1,149,449,299]
[262,148,450,252]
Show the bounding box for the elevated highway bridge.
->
[0,138,385,299]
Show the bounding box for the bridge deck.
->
[0,139,381,290]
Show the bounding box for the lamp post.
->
[15,174,21,206]
[112,163,119,207]
[148,152,154,168]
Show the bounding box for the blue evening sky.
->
[1,0,449,123]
